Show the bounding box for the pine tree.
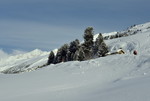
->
[54,48,62,64]
[54,44,69,63]
[75,39,80,45]
[83,27,94,48]
[47,51,55,65]
[76,46,85,61]
[69,40,79,53]
[94,33,103,56]
[83,27,94,60]
[60,44,68,62]
[94,33,108,57]
[67,39,80,61]
[97,42,108,57]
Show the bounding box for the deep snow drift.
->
[0,22,150,101]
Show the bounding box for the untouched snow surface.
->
[0,22,150,101]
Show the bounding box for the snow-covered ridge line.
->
[100,22,150,40]
[0,49,49,73]
[0,49,47,61]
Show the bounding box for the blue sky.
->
[0,0,150,52]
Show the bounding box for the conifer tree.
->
[83,27,94,48]
[54,44,69,63]
[94,33,108,57]
[94,33,103,55]
[54,48,62,64]
[83,27,94,60]
[69,40,79,53]
[47,51,55,65]
[98,42,108,57]
[67,39,80,61]
[60,44,68,62]
[76,46,85,61]
[75,39,80,45]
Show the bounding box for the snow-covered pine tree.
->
[61,44,69,62]
[94,33,103,56]
[47,51,55,65]
[54,44,69,63]
[53,48,62,64]
[97,42,109,57]
[83,27,94,60]
[94,33,108,57]
[67,39,80,61]
[76,46,85,61]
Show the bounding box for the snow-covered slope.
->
[0,22,150,101]
[0,49,49,73]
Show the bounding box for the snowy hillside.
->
[0,22,150,101]
[0,49,49,73]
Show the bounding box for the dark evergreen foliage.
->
[94,33,108,57]
[47,51,55,65]
[47,27,109,65]
[83,27,94,60]
[76,46,85,61]
[54,44,69,64]
[67,39,80,61]
[83,27,94,48]
[97,42,108,57]
[69,39,79,53]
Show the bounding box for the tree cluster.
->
[47,27,109,65]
